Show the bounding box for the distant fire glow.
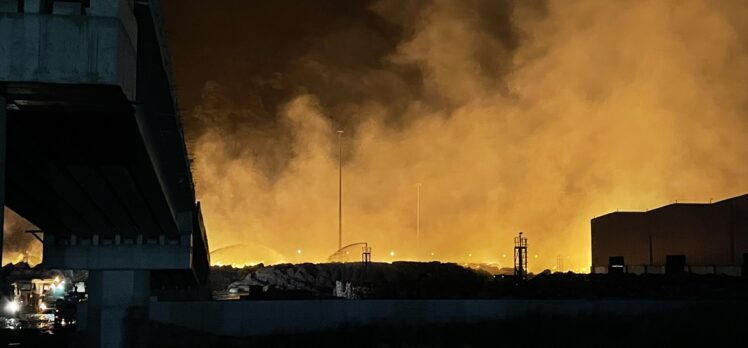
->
[164,0,748,272]
[0,1,732,272]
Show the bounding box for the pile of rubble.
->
[213,261,495,299]
[222,262,370,295]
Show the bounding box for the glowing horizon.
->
[3,1,747,273]
[185,1,746,273]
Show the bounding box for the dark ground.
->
[210,262,748,300]
[147,303,748,348]
[0,327,74,347]
[5,303,746,348]
[3,263,748,347]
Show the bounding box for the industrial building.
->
[591,193,748,275]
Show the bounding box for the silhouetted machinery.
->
[362,244,372,263]
[514,232,528,280]
[328,242,371,263]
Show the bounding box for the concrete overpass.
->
[0,0,210,346]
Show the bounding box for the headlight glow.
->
[4,300,20,314]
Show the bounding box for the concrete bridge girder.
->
[0,3,137,99]
[0,96,6,265]
[43,233,193,270]
[0,1,210,347]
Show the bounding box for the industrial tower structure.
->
[514,232,528,280]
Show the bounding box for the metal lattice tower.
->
[362,244,372,263]
[514,232,528,280]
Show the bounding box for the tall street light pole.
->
[416,182,421,256]
[337,130,344,250]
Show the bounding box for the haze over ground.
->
[4,0,747,271]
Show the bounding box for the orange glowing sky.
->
[173,0,747,272]
[4,1,748,272]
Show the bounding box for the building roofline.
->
[591,192,747,221]
[592,211,645,221]
[714,193,748,204]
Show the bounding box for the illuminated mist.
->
[164,0,748,271]
[2,208,41,265]
[5,1,745,272]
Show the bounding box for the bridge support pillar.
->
[85,270,150,348]
[0,96,6,268]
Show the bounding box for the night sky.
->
[4,0,747,270]
[162,0,748,270]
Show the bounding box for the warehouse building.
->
[591,193,748,275]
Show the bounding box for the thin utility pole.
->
[416,183,421,255]
[337,130,343,250]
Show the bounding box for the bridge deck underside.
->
[3,83,180,241]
